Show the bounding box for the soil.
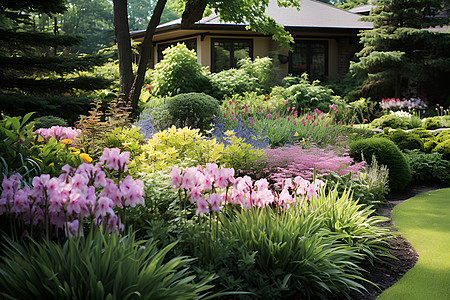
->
[349,183,449,300]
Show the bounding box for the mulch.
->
[348,183,449,300]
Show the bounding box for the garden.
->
[1,42,449,299]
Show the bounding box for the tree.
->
[113,0,302,110]
[0,0,112,98]
[350,0,450,104]
[335,0,368,10]
[128,0,180,30]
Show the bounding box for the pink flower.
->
[95,196,115,218]
[170,167,182,188]
[254,178,269,191]
[190,188,203,203]
[294,176,309,195]
[208,193,222,212]
[196,196,210,216]
[65,219,82,237]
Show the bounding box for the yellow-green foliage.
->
[139,126,224,172]
[103,126,144,173]
[218,131,265,170]
[138,126,265,173]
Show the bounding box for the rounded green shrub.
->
[423,117,443,130]
[350,138,412,191]
[369,115,412,130]
[434,130,450,143]
[433,139,450,160]
[386,129,424,151]
[411,128,433,139]
[424,140,438,153]
[33,115,68,129]
[166,92,220,131]
[150,44,211,97]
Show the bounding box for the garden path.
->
[349,184,449,300]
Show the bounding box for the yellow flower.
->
[37,136,44,143]
[61,139,72,145]
[225,130,235,136]
[79,153,92,163]
[353,132,358,135]
[294,132,299,137]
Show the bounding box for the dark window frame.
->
[156,38,198,62]
[211,38,254,73]
[289,40,329,78]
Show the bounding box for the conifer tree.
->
[0,0,112,96]
[350,0,450,104]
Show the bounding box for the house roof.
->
[131,0,372,37]
[348,4,375,15]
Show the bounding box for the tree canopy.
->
[350,0,450,104]
[0,0,111,96]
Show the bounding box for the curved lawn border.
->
[377,188,450,300]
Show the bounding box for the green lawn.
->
[377,188,450,300]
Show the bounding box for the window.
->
[211,38,253,72]
[157,38,197,62]
[289,40,328,79]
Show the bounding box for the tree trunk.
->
[129,0,167,110]
[113,0,134,100]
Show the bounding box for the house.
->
[130,0,373,80]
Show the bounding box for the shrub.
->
[411,128,433,139]
[210,68,258,100]
[33,115,68,129]
[424,140,439,153]
[433,139,450,160]
[369,114,412,130]
[350,138,412,191]
[423,117,443,130]
[237,57,274,93]
[150,44,211,97]
[166,93,220,131]
[0,231,215,299]
[139,126,225,172]
[272,74,341,112]
[403,149,450,182]
[434,130,450,143]
[377,129,424,151]
[209,57,274,100]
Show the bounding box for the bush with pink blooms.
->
[0,147,144,238]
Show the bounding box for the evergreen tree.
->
[0,0,112,96]
[350,0,450,104]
